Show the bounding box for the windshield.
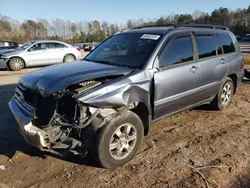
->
[84,33,162,69]
[17,41,35,51]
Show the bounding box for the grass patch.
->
[244,55,250,65]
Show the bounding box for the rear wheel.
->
[63,54,76,63]
[92,111,143,169]
[210,77,234,110]
[9,57,25,71]
[244,69,250,79]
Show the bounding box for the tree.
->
[36,22,46,38]
[177,14,193,24]
[37,18,49,36]
[71,23,77,37]
[192,10,203,20]
[194,12,210,24]
[51,19,67,38]
[80,31,86,43]
[93,20,101,31]
[1,5,250,42]
[102,21,111,37]
[127,20,133,29]
[210,7,230,26]
[0,19,12,38]
[110,24,118,35]
[156,17,165,25]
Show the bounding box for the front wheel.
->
[210,77,234,110]
[92,111,143,169]
[9,57,25,71]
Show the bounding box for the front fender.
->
[76,69,154,115]
[79,84,150,108]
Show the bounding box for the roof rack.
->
[133,24,229,31]
[180,24,229,30]
[134,24,177,29]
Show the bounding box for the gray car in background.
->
[0,40,82,71]
[9,24,244,168]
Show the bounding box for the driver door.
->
[23,42,49,66]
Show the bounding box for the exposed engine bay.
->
[17,76,126,157]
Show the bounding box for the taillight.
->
[76,47,81,51]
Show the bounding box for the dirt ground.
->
[0,66,250,188]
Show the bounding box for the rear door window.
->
[217,33,235,54]
[159,35,194,68]
[195,35,216,59]
[49,43,67,49]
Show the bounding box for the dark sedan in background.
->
[0,41,19,50]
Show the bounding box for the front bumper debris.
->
[9,98,83,156]
[9,98,50,149]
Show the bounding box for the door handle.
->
[190,66,199,73]
[221,59,225,64]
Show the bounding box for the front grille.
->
[14,84,39,115]
[15,83,56,126]
[15,84,41,107]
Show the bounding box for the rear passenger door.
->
[154,32,201,120]
[47,43,67,64]
[194,33,229,101]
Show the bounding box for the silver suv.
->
[9,24,244,168]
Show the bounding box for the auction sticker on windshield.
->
[141,34,161,40]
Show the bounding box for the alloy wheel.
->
[11,59,23,70]
[221,83,232,106]
[109,123,137,160]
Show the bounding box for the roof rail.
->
[180,24,229,30]
[133,24,229,30]
[134,24,178,29]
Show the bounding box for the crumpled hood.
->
[20,61,132,92]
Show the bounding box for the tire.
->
[8,57,25,71]
[210,77,234,110]
[92,111,144,169]
[63,54,76,63]
[244,69,250,79]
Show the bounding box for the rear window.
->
[217,34,235,54]
[195,35,216,59]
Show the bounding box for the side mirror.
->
[27,48,32,52]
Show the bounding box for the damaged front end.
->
[9,76,125,157]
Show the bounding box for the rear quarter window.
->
[217,33,235,54]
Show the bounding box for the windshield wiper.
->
[84,58,137,69]
[84,58,117,66]
[93,60,117,66]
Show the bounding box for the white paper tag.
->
[141,34,160,40]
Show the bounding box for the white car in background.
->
[0,40,82,71]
